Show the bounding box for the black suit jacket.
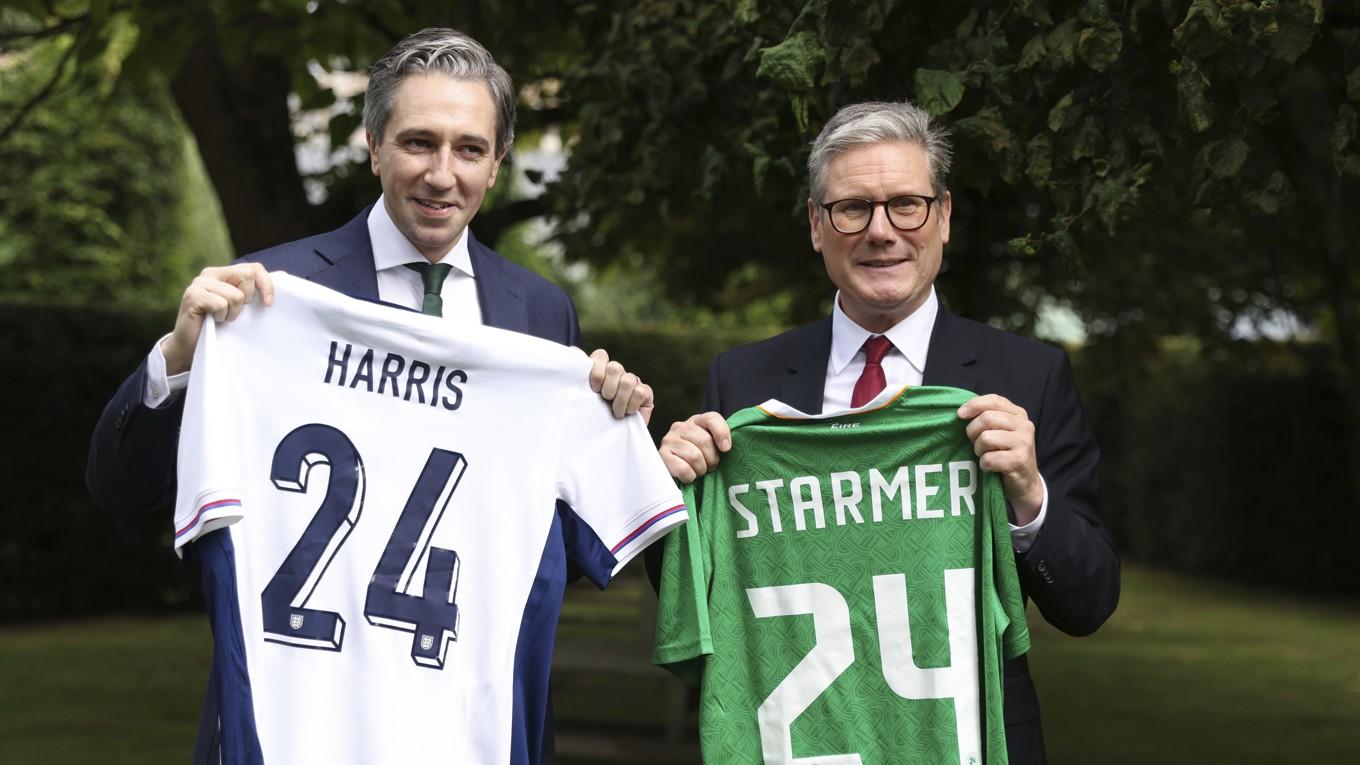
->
[699,307,1120,765]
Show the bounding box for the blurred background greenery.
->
[2,0,1358,762]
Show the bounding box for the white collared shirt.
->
[145,196,484,406]
[822,287,1047,550]
[822,288,938,411]
[368,194,482,324]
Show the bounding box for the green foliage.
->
[0,301,188,622]
[4,1,1355,350]
[913,68,966,116]
[549,0,825,317]
[1079,337,1357,594]
[0,38,219,305]
[545,0,1359,375]
[1,0,592,254]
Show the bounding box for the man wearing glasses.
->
[656,100,1120,764]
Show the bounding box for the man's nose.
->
[425,148,455,189]
[863,203,896,243]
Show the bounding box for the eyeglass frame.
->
[819,194,939,235]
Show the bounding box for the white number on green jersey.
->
[746,569,980,765]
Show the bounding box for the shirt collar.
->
[828,287,938,375]
[367,195,475,277]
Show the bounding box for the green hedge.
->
[0,303,196,621]
[1077,339,1357,595]
[581,324,765,443]
[2,304,1354,623]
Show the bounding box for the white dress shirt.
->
[823,288,1047,551]
[144,195,484,407]
[368,194,481,325]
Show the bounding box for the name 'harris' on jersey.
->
[654,387,1029,765]
[173,274,685,765]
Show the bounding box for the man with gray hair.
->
[88,27,654,765]
[657,100,1120,764]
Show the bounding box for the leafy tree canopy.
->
[1,1,1355,355]
[0,29,226,305]
[556,1,1356,350]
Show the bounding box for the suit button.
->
[1036,560,1054,584]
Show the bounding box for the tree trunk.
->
[168,26,316,257]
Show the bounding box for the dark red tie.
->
[851,335,894,407]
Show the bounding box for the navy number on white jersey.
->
[263,424,365,650]
[261,424,462,668]
[364,448,466,668]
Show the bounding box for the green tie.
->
[404,262,454,317]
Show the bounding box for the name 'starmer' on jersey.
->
[726,459,981,539]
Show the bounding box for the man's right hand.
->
[161,264,275,375]
[658,412,731,483]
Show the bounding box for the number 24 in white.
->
[748,570,980,765]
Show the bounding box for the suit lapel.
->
[922,307,980,393]
[468,232,527,333]
[779,318,833,414]
[306,208,380,299]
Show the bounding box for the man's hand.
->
[161,264,276,375]
[588,348,655,424]
[958,394,1043,524]
[659,412,731,483]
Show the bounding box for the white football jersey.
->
[174,274,685,764]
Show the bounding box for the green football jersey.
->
[654,386,1030,765]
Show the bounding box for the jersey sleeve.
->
[651,480,713,687]
[555,385,687,582]
[172,318,246,553]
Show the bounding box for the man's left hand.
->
[958,394,1043,524]
[589,348,655,424]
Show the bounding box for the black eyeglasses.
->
[821,195,938,234]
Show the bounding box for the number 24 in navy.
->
[260,423,463,669]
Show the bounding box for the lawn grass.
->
[1028,567,1360,763]
[1,565,1356,763]
[0,615,211,763]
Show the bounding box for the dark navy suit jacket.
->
[85,206,582,765]
[695,306,1121,765]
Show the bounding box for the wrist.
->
[161,336,191,376]
[1009,484,1043,525]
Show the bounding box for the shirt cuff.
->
[143,334,190,408]
[1009,474,1048,553]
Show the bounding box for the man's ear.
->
[938,190,952,245]
[367,131,381,176]
[487,148,506,188]
[808,198,823,252]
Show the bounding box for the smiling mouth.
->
[859,257,912,268]
[415,199,455,211]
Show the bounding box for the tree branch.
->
[0,36,76,144]
[0,12,87,44]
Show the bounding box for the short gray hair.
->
[363,27,516,156]
[807,101,953,204]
